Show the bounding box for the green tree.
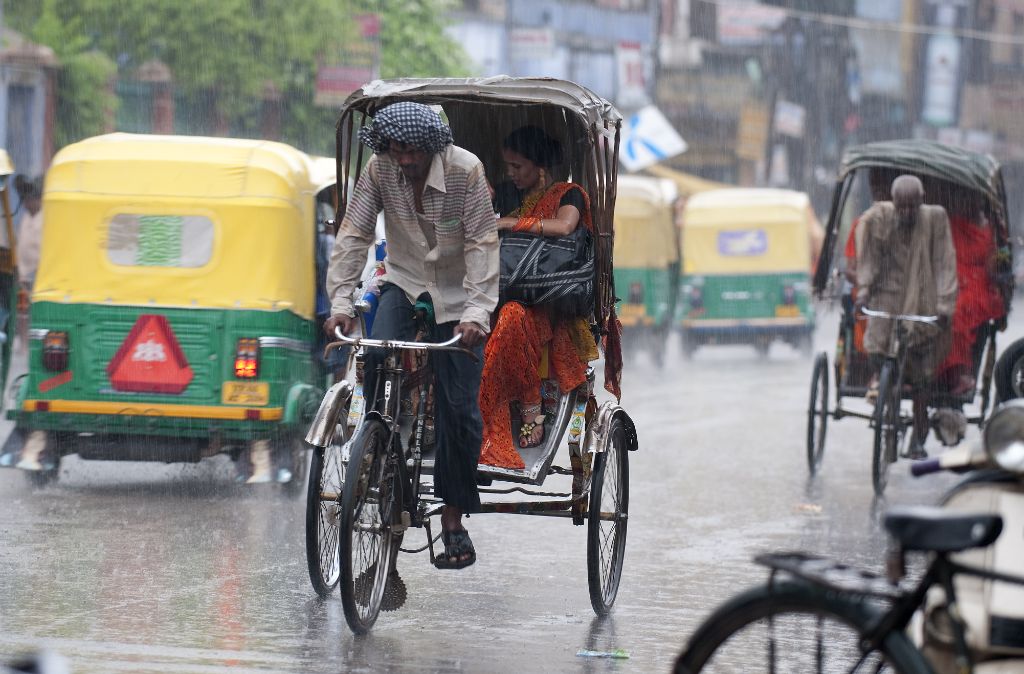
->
[8,0,472,154]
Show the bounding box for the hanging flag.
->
[619,106,688,172]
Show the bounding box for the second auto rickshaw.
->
[679,188,821,358]
[613,174,681,366]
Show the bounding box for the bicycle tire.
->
[305,442,345,598]
[338,418,400,634]
[673,580,930,673]
[806,352,829,476]
[872,362,900,496]
[587,415,629,615]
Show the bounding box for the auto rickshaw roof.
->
[684,188,811,224]
[46,133,322,202]
[0,149,12,176]
[617,174,678,206]
[839,139,1003,206]
[341,76,622,127]
[643,164,730,197]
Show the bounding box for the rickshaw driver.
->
[855,175,958,458]
[325,102,499,571]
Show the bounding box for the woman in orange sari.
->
[479,126,597,469]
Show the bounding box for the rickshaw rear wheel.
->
[339,419,400,634]
[305,439,346,598]
[587,416,629,615]
[806,352,829,476]
[871,363,900,496]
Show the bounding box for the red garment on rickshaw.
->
[479,182,593,469]
[938,214,1005,378]
[844,218,867,353]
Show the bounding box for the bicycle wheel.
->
[587,416,629,615]
[338,419,400,634]
[305,440,345,598]
[872,362,900,496]
[806,352,829,476]
[673,581,929,673]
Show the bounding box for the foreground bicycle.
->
[675,403,1024,673]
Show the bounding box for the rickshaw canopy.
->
[682,188,821,275]
[35,133,327,319]
[815,139,1010,296]
[644,164,729,197]
[335,76,623,341]
[614,175,679,268]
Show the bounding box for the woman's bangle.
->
[539,219,544,236]
[514,216,539,232]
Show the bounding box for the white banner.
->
[619,105,688,172]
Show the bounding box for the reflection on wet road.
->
[2,300,1000,673]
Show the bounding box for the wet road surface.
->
[2,300,1006,673]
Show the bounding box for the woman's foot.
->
[518,402,546,448]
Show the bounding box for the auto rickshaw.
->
[0,150,17,395]
[806,139,1013,495]
[0,133,336,488]
[678,188,821,358]
[613,174,681,366]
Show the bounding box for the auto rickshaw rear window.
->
[107,214,214,268]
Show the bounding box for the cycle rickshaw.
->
[807,139,1012,495]
[302,77,637,633]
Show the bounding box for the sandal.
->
[433,529,476,570]
[518,403,547,449]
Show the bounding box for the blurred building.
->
[448,0,660,114]
[0,28,58,181]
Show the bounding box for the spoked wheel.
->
[806,352,829,476]
[872,363,901,496]
[338,419,400,634]
[672,581,926,673]
[587,416,629,615]
[305,440,346,597]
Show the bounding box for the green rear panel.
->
[14,302,323,439]
[680,272,813,323]
[614,266,679,327]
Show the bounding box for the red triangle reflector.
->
[106,314,194,394]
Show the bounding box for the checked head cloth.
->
[359,101,453,155]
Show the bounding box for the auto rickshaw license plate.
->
[222,382,270,406]
[775,305,801,318]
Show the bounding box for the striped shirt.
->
[327,145,499,328]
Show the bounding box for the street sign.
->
[106,314,194,394]
[619,105,688,172]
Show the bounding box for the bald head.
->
[892,175,924,226]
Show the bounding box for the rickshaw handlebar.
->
[333,327,478,360]
[860,307,939,324]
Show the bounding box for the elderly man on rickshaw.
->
[855,175,958,459]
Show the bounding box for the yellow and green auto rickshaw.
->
[613,175,681,366]
[0,150,18,396]
[0,133,336,488]
[679,188,822,358]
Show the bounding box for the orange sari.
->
[479,183,594,469]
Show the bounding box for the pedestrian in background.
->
[14,176,43,353]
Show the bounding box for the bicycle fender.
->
[304,380,353,448]
[584,401,638,455]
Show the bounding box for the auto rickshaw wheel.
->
[339,419,400,634]
[23,462,59,488]
[587,416,629,615]
[305,439,345,597]
[806,352,829,476]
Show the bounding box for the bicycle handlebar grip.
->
[910,458,942,477]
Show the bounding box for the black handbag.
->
[498,226,594,317]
